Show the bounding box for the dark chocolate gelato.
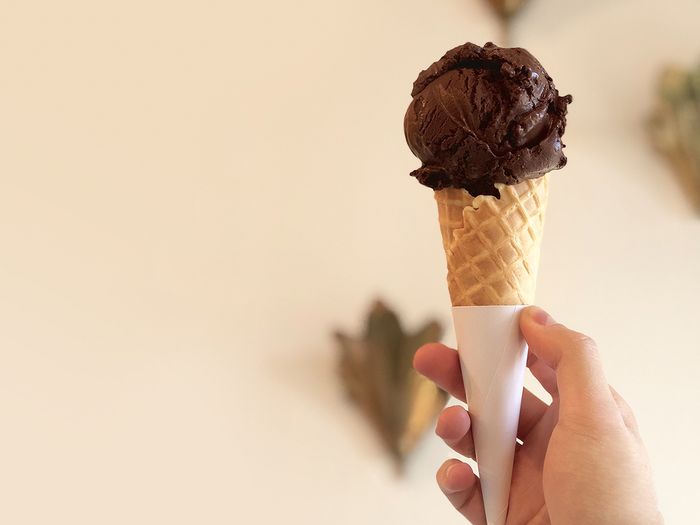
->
[404,42,572,197]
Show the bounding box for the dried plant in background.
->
[335,301,448,471]
[485,0,530,45]
[487,0,528,19]
[650,64,700,212]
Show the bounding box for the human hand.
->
[413,306,663,525]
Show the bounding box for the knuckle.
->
[568,331,598,355]
[550,325,601,358]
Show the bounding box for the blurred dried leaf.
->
[486,0,529,19]
[335,300,447,471]
[650,64,700,212]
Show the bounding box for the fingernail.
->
[530,307,555,326]
[442,463,464,493]
[444,463,457,484]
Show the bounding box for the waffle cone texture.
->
[435,177,548,306]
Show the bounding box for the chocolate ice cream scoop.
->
[404,42,572,197]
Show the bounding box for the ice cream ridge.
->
[405,42,571,306]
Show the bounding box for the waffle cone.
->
[435,177,548,306]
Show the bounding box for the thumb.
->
[520,306,617,420]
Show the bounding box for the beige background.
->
[1,0,699,523]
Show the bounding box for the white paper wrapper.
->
[452,305,528,525]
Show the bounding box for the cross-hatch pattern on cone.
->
[434,177,548,306]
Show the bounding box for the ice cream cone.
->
[403,42,569,525]
[436,177,548,525]
[435,176,548,307]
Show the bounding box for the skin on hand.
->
[413,306,664,525]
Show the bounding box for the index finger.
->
[413,342,466,401]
